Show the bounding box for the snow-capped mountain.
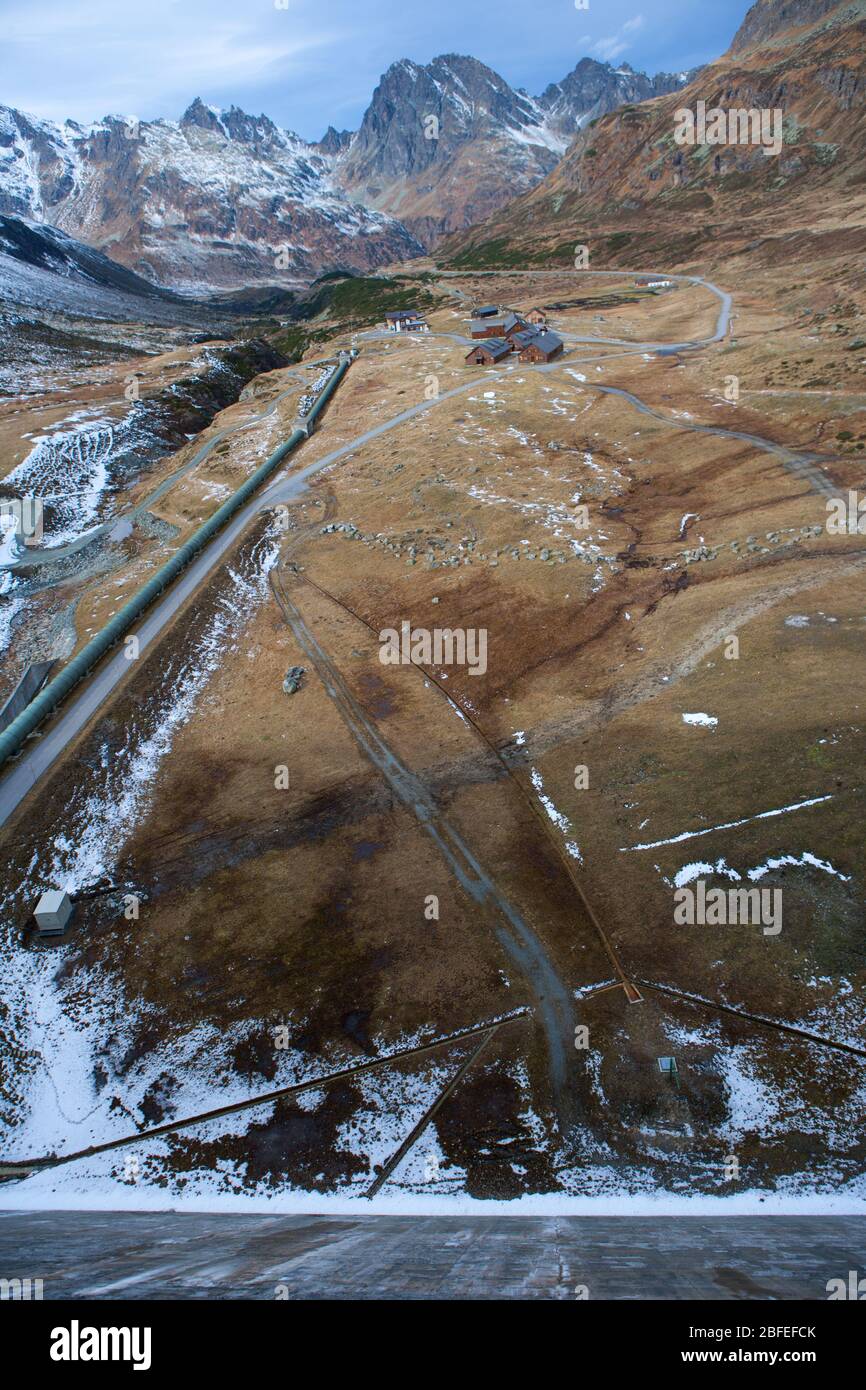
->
[536,58,697,137]
[0,100,421,292]
[341,54,568,182]
[333,54,698,245]
[0,53,698,287]
[334,54,568,247]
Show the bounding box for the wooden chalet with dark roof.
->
[516,329,563,363]
[464,338,512,365]
[470,311,527,340]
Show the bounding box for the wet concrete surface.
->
[1,1210,862,1300]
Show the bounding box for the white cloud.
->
[1,0,347,126]
[593,37,627,60]
[592,13,645,63]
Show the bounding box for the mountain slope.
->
[0,101,421,292]
[334,54,696,246]
[0,53,699,284]
[0,213,190,303]
[439,0,866,274]
[0,214,247,395]
[729,0,850,50]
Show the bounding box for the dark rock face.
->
[179,97,226,134]
[316,126,353,156]
[537,58,699,136]
[335,53,700,246]
[730,0,847,52]
[0,108,81,216]
[342,54,549,184]
[108,338,288,488]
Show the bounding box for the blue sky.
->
[1,0,751,140]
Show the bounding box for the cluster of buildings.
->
[382,302,565,365]
[464,304,564,366]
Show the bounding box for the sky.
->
[0,0,752,141]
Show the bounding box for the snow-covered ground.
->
[5,408,120,546]
[3,1164,863,1215]
[0,527,282,1157]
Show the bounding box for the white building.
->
[34,888,74,936]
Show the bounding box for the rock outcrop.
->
[334,54,695,245]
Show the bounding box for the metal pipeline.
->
[0,355,350,770]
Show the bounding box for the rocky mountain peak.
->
[316,125,353,156]
[340,50,549,188]
[537,57,698,138]
[334,47,705,247]
[178,100,289,148]
[730,0,849,52]
[180,97,223,132]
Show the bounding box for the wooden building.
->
[470,311,526,340]
[510,328,540,353]
[464,338,512,366]
[502,313,529,341]
[524,307,547,326]
[517,329,563,363]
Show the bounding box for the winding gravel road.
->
[272,568,577,1130]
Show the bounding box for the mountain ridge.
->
[0,50,699,286]
[0,101,421,293]
[439,0,866,277]
[332,52,698,244]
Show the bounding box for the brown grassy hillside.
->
[440,0,866,280]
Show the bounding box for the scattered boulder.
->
[283,666,306,695]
